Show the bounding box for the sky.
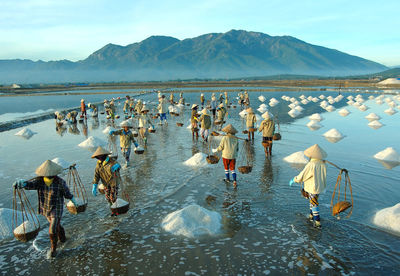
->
[0,0,399,66]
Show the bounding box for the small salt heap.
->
[102,126,116,134]
[239,109,248,118]
[288,109,300,118]
[325,105,336,112]
[183,153,209,167]
[373,147,400,162]
[258,95,266,102]
[309,113,323,121]
[373,203,400,234]
[161,204,222,238]
[294,105,304,112]
[307,120,322,130]
[368,120,384,129]
[283,151,309,164]
[51,158,71,170]
[384,108,397,115]
[323,128,344,138]
[365,113,381,121]
[319,95,326,100]
[67,198,85,207]
[301,99,309,105]
[14,128,36,139]
[111,198,129,208]
[13,221,37,235]
[338,108,350,117]
[78,136,107,149]
[269,98,279,107]
[358,105,368,112]
[311,97,319,103]
[257,104,268,113]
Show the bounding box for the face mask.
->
[43,177,54,186]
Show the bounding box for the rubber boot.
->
[58,225,66,243]
[48,234,58,258]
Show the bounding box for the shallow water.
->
[0,90,399,275]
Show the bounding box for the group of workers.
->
[12,90,329,258]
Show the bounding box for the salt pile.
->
[161,204,222,238]
[373,203,400,234]
[323,128,344,138]
[365,113,381,121]
[378,78,400,85]
[338,108,350,117]
[373,147,400,162]
[14,128,36,139]
[384,108,397,115]
[257,104,268,113]
[283,151,308,164]
[320,101,328,108]
[301,99,309,105]
[309,113,323,121]
[239,110,248,118]
[258,95,266,102]
[288,103,297,109]
[183,152,209,167]
[111,198,129,208]
[358,105,368,112]
[78,136,107,149]
[13,221,37,235]
[102,126,116,134]
[325,105,336,112]
[311,97,319,103]
[51,158,71,170]
[67,198,85,207]
[368,120,384,129]
[388,101,397,108]
[269,98,279,107]
[307,120,322,129]
[294,106,304,112]
[288,109,300,118]
[135,146,144,152]
[368,95,375,100]
[319,95,326,100]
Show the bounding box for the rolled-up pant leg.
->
[308,193,320,222]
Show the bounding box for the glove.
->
[70,196,78,206]
[212,148,218,153]
[289,178,296,187]
[111,163,121,172]
[109,130,115,135]
[13,179,27,189]
[134,142,139,148]
[92,184,98,196]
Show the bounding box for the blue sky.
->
[0,0,399,66]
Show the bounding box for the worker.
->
[258,112,275,157]
[109,121,139,165]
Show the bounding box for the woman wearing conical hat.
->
[91,146,122,214]
[245,107,257,142]
[157,95,168,126]
[13,160,77,258]
[138,105,154,145]
[199,108,211,142]
[289,144,327,229]
[216,103,227,130]
[210,95,218,119]
[109,120,139,165]
[178,93,185,105]
[190,104,200,139]
[212,124,239,188]
[258,111,275,157]
[200,93,205,107]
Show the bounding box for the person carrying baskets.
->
[258,111,275,157]
[191,104,200,139]
[289,144,327,229]
[109,121,139,165]
[199,108,212,142]
[212,124,239,188]
[138,105,154,145]
[245,107,257,142]
[13,160,77,258]
[91,147,122,213]
[157,95,169,125]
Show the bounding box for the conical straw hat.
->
[35,160,63,177]
[202,108,209,115]
[262,111,271,119]
[222,124,238,134]
[91,146,111,158]
[120,120,132,128]
[304,144,327,159]
[191,104,199,109]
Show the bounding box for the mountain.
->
[0,30,388,84]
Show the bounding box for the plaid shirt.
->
[93,158,121,188]
[25,176,73,218]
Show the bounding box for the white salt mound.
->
[295,106,304,112]
[358,105,368,111]
[288,109,300,118]
[309,113,323,121]
[135,146,144,151]
[373,203,400,234]
[307,120,322,128]
[384,108,397,115]
[102,126,116,134]
[258,95,266,102]
[67,198,85,207]
[368,120,383,129]
[13,221,38,235]
[78,136,106,149]
[184,152,209,167]
[14,128,36,139]
[283,151,309,164]
[51,158,71,170]
[338,108,350,117]
[373,147,400,162]
[323,128,344,138]
[239,110,248,118]
[325,105,336,112]
[378,78,400,85]
[365,113,381,121]
[161,204,222,238]
[111,198,129,208]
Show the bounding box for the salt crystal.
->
[111,198,129,208]
[161,204,222,238]
[373,147,400,162]
[283,151,308,164]
[183,153,209,167]
[373,203,400,234]
[338,108,350,117]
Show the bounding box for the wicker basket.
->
[332,201,352,216]
[206,155,220,164]
[233,105,237,108]
[67,203,88,215]
[238,166,252,174]
[170,112,176,116]
[242,130,249,134]
[100,111,105,115]
[134,149,144,154]
[14,228,40,243]
[111,203,130,215]
[273,133,281,140]
[176,122,184,127]
[149,129,156,133]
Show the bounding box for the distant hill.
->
[0,30,388,84]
